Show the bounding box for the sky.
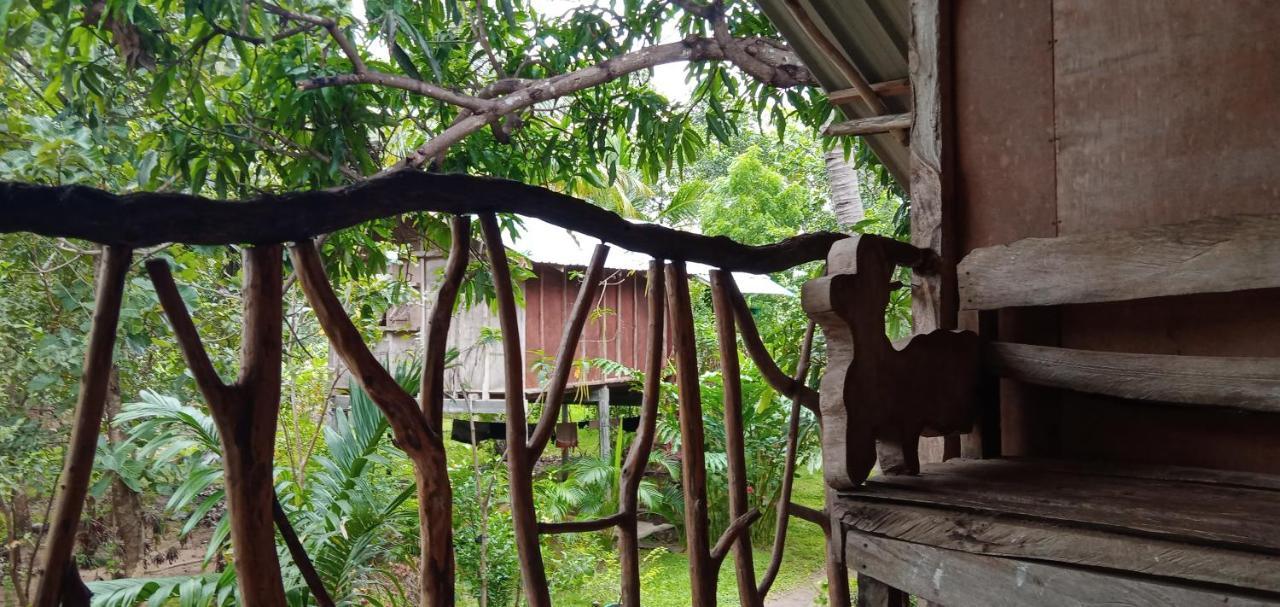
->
[348,0,694,102]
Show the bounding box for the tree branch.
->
[710,508,761,565]
[0,172,847,274]
[298,72,495,113]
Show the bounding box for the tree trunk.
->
[825,150,865,228]
[105,369,144,577]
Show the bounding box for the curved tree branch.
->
[0,171,848,274]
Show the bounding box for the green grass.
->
[554,472,836,607]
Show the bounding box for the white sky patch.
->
[349,0,693,102]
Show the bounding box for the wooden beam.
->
[710,270,762,607]
[987,342,1280,412]
[779,0,907,143]
[958,212,1280,310]
[844,530,1277,607]
[527,244,610,459]
[537,512,626,535]
[480,214,551,607]
[0,172,845,274]
[824,113,913,137]
[909,0,957,334]
[618,260,665,607]
[34,246,131,607]
[827,78,912,105]
[724,275,819,413]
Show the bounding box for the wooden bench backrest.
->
[958,212,1280,412]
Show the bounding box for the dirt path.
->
[764,572,824,607]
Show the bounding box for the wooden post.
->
[596,386,611,461]
[422,216,472,432]
[479,214,551,607]
[908,0,958,466]
[618,260,665,607]
[709,270,762,607]
[856,573,908,607]
[290,240,456,607]
[147,246,288,607]
[34,246,132,607]
[666,261,716,607]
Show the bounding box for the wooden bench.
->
[802,214,1280,606]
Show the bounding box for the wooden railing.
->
[3,170,852,607]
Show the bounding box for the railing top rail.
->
[1,169,850,274]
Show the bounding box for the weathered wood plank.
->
[845,530,1278,607]
[857,460,1280,553]
[824,113,913,137]
[827,79,911,105]
[987,342,1280,412]
[840,500,1280,593]
[994,457,1280,493]
[958,213,1280,310]
[909,0,956,334]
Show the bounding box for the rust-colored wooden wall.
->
[523,264,654,390]
[954,0,1280,472]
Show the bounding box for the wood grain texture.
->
[844,529,1277,607]
[1052,1,1280,235]
[827,78,911,105]
[824,112,913,137]
[803,235,980,490]
[988,342,1280,412]
[959,213,1280,310]
[908,0,956,334]
[33,247,131,607]
[856,459,1280,554]
[0,171,844,273]
[840,499,1280,594]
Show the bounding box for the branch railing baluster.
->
[34,246,132,607]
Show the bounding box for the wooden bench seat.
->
[843,458,1280,589]
[803,215,1280,605]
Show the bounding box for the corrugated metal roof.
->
[756,0,911,184]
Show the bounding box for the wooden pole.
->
[147,246,289,607]
[709,270,762,607]
[478,214,551,607]
[422,215,472,432]
[527,244,610,459]
[617,259,665,607]
[665,261,716,607]
[290,240,455,607]
[758,322,815,598]
[33,246,132,607]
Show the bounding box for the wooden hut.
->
[759,0,1280,604]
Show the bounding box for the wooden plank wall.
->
[954,0,1280,471]
[523,264,652,391]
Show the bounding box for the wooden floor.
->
[835,458,1280,605]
